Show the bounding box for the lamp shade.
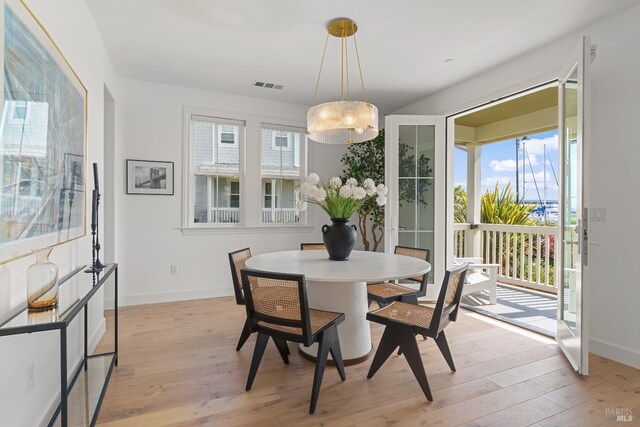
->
[307,101,378,144]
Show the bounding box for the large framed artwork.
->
[0,0,88,264]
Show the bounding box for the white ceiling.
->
[87,0,639,113]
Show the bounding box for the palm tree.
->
[480,183,536,225]
[454,185,467,223]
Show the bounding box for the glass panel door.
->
[386,116,445,295]
[398,125,435,282]
[557,36,590,375]
[562,66,579,333]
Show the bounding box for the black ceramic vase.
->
[322,218,357,261]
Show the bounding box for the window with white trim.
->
[218,125,237,145]
[271,130,291,150]
[190,114,245,224]
[261,125,305,224]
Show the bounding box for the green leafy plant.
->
[480,183,537,225]
[454,185,468,223]
[341,130,386,251]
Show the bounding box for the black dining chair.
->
[365,264,468,401]
[367,246,431,307]
[241,268,346,414]
[228,248,289,357]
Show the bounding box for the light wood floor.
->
[95,297,640,426]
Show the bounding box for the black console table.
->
[0,263,118,427]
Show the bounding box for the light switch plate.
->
[590,207,605,222]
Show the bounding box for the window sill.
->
[180,225,315,235]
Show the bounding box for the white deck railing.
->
[207,207,299,224]
[454,223,559,293]
[453,223,470,258]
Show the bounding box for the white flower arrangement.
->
[298,173,388,219]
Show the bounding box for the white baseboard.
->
[36,317,106,427]
[590,337,640,369]
[105,287,233,308]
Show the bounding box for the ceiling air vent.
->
[253,81,283,90]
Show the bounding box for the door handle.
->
[563,240,579,245]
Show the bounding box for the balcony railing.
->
[261,208,299,224]
[454,223,559,293]
[207,207,299,224]
[208,207,240,223]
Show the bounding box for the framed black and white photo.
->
[126,160,174,195]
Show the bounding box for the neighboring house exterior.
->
[193,122,302,224]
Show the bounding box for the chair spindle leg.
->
[309,332,330,414]
[435,331,456,372]
[236,319,252,351]
[367,325,400,379]
[246,333,269,391]
[398,327,433,401]
[272,337,290,365]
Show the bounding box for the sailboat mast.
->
[544,143,548,222]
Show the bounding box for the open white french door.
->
[385,115,446,298]
[557,36,591,375]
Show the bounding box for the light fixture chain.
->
[352,29,367,103]
[311,31,331,107]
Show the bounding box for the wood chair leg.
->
[245,333,269,391]
[309,332,330,414]
[398,326,433,401]
[236,319,252,351]
[435,331,456,372]
[327,326,346,381]
[401,293,419,305]
[367,325,400,379]
[398,334,426,355]
[272,337,289,365]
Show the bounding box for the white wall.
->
[114,79,347,306]
[0,0,120,425]
[396,5,640,368]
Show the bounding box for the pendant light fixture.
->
[307,18,378,144]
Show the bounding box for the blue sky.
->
[454,130,559,202]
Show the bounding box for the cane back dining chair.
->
[366,264,468,401]
[367,246,431,307]
[241,268,346,414]
[228,248,289,356]
[300,243,327,250]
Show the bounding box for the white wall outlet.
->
[26,363,35,394]
[170,265,178,275]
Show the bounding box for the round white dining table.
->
[245,250,431,364]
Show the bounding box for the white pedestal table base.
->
[299,280,372,364]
